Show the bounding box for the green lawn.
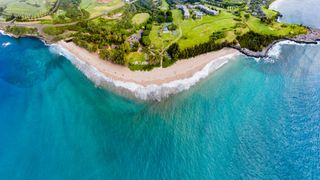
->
[160,0,169,12]
[132,13,150,25]
[1,0,56,17]
[172,10,237,49]
[80,0,125,17]
[167,8,307,50]
[126,52,146,64]
[246,15,307,37]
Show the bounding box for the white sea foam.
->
[0,30,5,36]
[1,42,11,47]
[267,43,282,59]
[0,30,14,38]
[50,44,237,101]
[265,40,320,63]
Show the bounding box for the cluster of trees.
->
[128,63,159,71]
[141,19,153,46]
[5,26,37,36]
[211,32,226,41]
[0,7,5,15]
[73,20,130,46]
[43,26,65,35]
[71,14,137,65]
[168,40,236,61]
[167,23,177,31]
[155,11,173,23]
[236,31,280,51]
[58,0,89,21]
[99,46,128,65]
[260,12,281,24]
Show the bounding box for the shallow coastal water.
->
[0,32,320,179]
[270,0,320,28]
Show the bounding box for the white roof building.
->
[176,5,190,18]
[188,4,219,16]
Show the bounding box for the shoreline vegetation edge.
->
[1,27,319,100]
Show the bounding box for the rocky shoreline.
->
[230,28,320,58]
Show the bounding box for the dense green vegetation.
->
[5,26,37,36]
[236,31,279,51]
[43,26,66,35]
[168,40,236,60]
[70,7,157,67]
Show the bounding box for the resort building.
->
[188,4,219,16]
[194,11,204,19]
[176,5,190,19]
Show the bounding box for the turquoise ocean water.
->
[270,0,320,29]
[0,2,320,179]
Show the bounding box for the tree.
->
[167,43,180,60]
[99,49,111,60]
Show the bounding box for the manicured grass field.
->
[149,25,178,49]
[132,13,150,25]
[149,8,308,51]
[80,0,125,17]
[246,15,307,37]
[172,10,237,49]
[1,0,56,17]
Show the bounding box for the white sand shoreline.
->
[54,41,241,100]
[57,41,240,85]
[54,41,240,100]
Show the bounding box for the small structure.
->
[127,30,143,45]
[176,5,190,19]
[163,27,170,33]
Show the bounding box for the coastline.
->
[54,41,240,100]
[2,24,319,100]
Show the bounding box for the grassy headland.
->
[0,0,309,71]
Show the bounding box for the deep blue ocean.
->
[0,1,320,179]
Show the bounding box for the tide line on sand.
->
[51,41,241,101]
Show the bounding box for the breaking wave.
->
[262,40,319,63]
[50,44,238,101]
[0,30,14,38]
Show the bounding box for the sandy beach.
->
[57,41,240,86]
